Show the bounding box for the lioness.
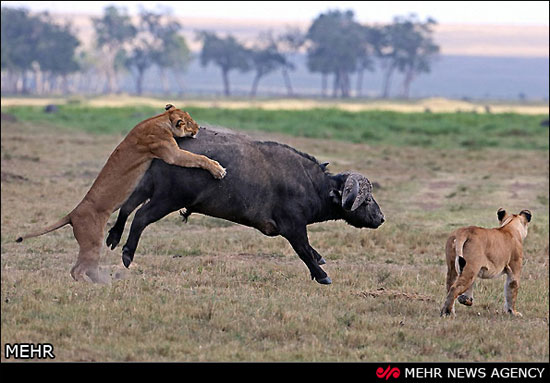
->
[16,104,226,283]
[440,208,532,317]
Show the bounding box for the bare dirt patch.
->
[360,287,434,302]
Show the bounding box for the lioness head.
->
[497,208,532,239]
[164,104,200,138]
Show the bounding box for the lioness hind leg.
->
[70,212,110,284]
[458,282,475,306]
[441,264,479,316]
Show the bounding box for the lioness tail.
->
[454,234,468,274]
[16,215,71,242]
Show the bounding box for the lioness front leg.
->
[504,265,522,317]
[151,140,226,179]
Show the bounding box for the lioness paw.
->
[508,309,523,318]
[211,162,226,179]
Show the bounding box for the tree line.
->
[1,6,439,99]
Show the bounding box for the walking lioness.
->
[16,104,226,283]
[441,208,532,317]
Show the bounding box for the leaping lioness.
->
[16,104,226,283]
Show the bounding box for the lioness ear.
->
[165,104,175,111]
[520,210,532,222]
[497,208,507,222]
[176,119,184,128]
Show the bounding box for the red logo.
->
[376,366,400,380]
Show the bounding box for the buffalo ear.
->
[520,210,532,222]
[497,208,507,222]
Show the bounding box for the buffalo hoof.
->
[122,246,134,268]
[106,228,122,250]
[316,276,332,285]
[318,257,326,265]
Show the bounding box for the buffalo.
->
[106,126,385,284]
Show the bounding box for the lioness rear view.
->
[441,208,532,317]
[16,104,226,283]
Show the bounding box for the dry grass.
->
[1,115,548,362]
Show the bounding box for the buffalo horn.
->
[342,173,372,211]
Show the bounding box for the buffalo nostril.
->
[380,217,385,223]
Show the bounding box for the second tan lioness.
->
[441,208,532,317]
[16,104,226,283]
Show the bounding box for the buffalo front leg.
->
[309,246,327,266]
[106,183,152,250]
[122,198,177,268]
[283,228,331,285]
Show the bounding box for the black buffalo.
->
[106,127,385,284]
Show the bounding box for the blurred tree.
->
[1,7,36,92]
[249,32,287,97]
[379,14,439,98]
[1,7,80,94]
[355,26,383,97]
[150,10,191,95]
[275,27,305,96]
[34,13,80,94]
[396,15,439,98]
[306,10,366,98]
[92,5,136,93]
[197,31,251,96]
[125,9,160,95]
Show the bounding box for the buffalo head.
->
[329,172,385,229]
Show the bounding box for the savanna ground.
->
[1,98,548,362]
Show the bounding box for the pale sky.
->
[2,1,549,25]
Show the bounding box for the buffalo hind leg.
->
[283,228,331,285]
[122,199,178,268]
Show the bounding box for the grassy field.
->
[3,104,548,150]
[1,102,548,362]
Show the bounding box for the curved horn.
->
[342,175,359,210]
[342,173,372,211]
